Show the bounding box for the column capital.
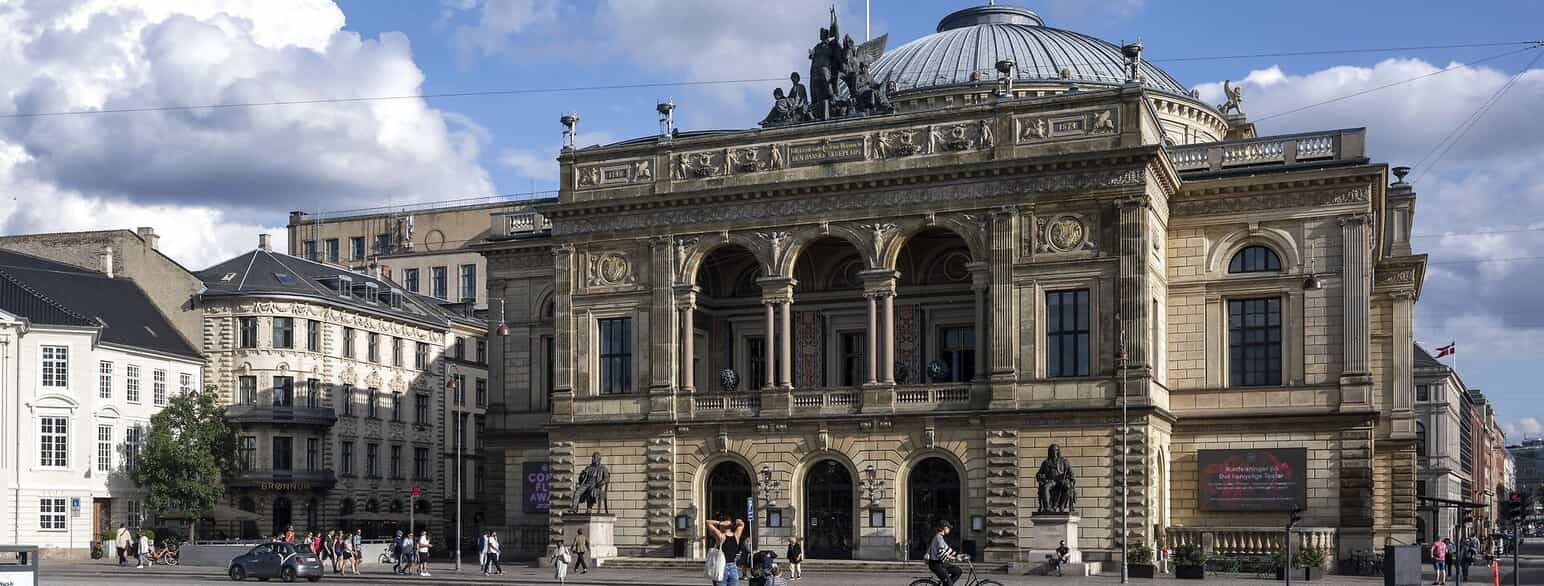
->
[757,276,796,303]
[858,269,898,296]
[966,261,991,290]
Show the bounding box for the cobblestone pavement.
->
[42,560,1399,586]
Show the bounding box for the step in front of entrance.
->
[599,557,1010,574]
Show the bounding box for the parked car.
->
[228,542,322,582]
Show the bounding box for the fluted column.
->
[778,300,793,388]
[1341,215,1371,376]
[865,293,878,385]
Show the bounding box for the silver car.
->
[228,542,323,582]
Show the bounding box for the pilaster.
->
[648,237,677,420]
[551,245,576,420]
[987,208,1017,408]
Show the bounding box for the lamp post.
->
[1119,328,1129,584]
[448,364,462,572]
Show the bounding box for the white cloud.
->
[1502,417,1543,440]
[498,148,558,182]
[0,0,494,269]
[447,0,558,57]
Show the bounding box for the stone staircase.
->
[597,557,1012,575]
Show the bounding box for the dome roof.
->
[870,5,1189,97]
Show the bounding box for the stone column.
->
[1341,215,1370,376]
[675,286,698,393]
[865,293,878,385]
[860,270,899,386]
[881,290,895,385]
[778,300,793,388]
[969,262,991,382]
[551,245,575,419]
[763,301,777,390]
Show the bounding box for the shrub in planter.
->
[1173,543,1207,579]
[1272,547,1327,581]
[1127,543,1156,578]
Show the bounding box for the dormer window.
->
[1228,245,1281,274]
[365,283,380,304]
[338,276,353,298]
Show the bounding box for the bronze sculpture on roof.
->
[761,7,890,127]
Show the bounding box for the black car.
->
[229,542,323,582]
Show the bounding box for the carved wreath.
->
[588,252,633,286]
[1037,215,1094,253]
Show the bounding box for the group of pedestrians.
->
[550,527,593,583]
[112,523,161,568]
[478,529,504,576]
[1430,535,1486,585]
[388,529,434,576]
[310,528,363,575]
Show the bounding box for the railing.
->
[894,384,972,405]
[499,211,551,236]
[1166,128,1363,173]
[1167,526,1338,558]
[692,393,760,413]
[225,405,338,426]
[792,388,862,411]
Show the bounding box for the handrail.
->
[1167,128,1363,173]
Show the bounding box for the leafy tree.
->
[129,388,237,533]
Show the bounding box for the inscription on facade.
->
[788,137,867,167]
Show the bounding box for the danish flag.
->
[1435,342,1456,358]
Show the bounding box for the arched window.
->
[1228,245,1281,274]
[1416,421,1428,458]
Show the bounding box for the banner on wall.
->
[523,462,551,514]
[1197,448,1307,511]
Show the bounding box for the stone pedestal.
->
[561,513,617,563]
[1028,512,1081,563]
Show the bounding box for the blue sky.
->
[2,0,1542,435]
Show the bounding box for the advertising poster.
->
[523,462,551,514]
[1197,448,1307,511]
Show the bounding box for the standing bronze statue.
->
[570,452,610,514]
[1035,444,1077,513]
[762,8,889,128]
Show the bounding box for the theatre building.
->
[483,4,1425,564]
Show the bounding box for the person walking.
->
[1444,537,1457,582]
[390,530,405,575]
[785,536,803,581]
[552,540,572,585]
[135,530,152,569]
[416,529,432,576]
[349,529,362,575]
[923,521,962,586]
[479,530,491,576]
[114,523,130,567]
[486,531,503,575]
[574,527,592,574]
[1431,537,1448,585]
[707,515,747,586]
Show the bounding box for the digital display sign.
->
[1197,448,1307,511]
[523,462,551,514]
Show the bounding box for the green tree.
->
[129,388,237,534]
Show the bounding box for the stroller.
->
[748,550,779,586]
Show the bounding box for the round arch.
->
[691,451,757,556]
[896,449,968,560]
[879,220,986,272]
[1206,227,1302,275]
[678,235,774,286]
[775,225,877,277]
[793,450,861,560]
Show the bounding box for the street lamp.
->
[447,364,464,572]
[493,299,510,337]
[1119,328,1130,584]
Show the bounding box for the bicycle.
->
[908,556,1003,586]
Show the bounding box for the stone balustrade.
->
[1166,526,1339,558]
[1166,128,1364,173]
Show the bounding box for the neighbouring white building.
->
[0,249,203,559]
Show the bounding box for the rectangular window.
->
[306,438,319,471]
[390,445,402,478]
[475,416,485,451]
[415,392,429,425]
[415,342,429,370]
[126,365,141,402]
[305,379,321,409]
[272,317,294,348]
[597,318,633,395]
[41,345,68,388]
[97,424,113,472]
[939,327,976,383]
[366,443,379,477]
[238,375,257,405]
[306,320,321,352]
[303,240,318,261]
[1228,297,1283,387]
[840,332,866,387]
[272,436,293,471]
[748,336,769,389]
[272,376,294,407]
[392,338,403,367]
[179,372,194,396]
[350,236,365,260]
[452,336,465,360]
[152,369,167,406]
[238,317,258,348]
[125,500,142,528]
[124,425,142,470]
[459,264,477,303]
[367,388,379,419]
[476,378,487,407]
[324,239,340,263]
[367,332,380,363]
[375,233,392,255]
[392,392,403,422]
[237,436,256,470]
[1416,384,1430,402]
[453,374,466,405]
[475,339,487,364]
[1046,289,1091,378]
[40,498,66,530]
[404,268,420,293]
[340,384,354,416]
[341,441,355,476]
[99,361,113,399]
[431,266,448,300]
[342,327,356,359]
[414,447,429,479]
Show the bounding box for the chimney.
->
[97,246,114,278]
[136,226,159,250]
[258,233,272,251]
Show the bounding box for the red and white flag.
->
[1435,342,1456,358]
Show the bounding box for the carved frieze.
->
[575,158,654,190]
[1174,185,1371,216]
[1014,107,1118,144]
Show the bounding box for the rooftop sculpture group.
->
[761,8,893,127]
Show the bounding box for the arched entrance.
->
[272,497,292,536]
[907,458,961,560]
[239,497,259,539]
[706,461,753,525]
[804,460,854,559]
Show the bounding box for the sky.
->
[1,0,1542,436]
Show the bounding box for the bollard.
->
[1491,559,1498,586]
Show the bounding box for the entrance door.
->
[804,460,853,559]
[93,499,111,542]
[272,497,293,536]
[706,461,752,532]
[907,458,961,560]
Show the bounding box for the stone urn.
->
[893,362,910,384]
[926,360,949,383]
[719,369,739,393]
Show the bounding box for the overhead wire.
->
[1410,48,1544,184]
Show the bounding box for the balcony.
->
[226,405,338,427]
[1166,128,1365,174]
[492,210,552,238]
[227,469,337,491]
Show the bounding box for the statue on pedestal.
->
[570,452,610,514]
[1035,444,1077,513]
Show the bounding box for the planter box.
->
[1127,563,1156,578]
[1176,564,1206,579]
[1274,567,1324,581]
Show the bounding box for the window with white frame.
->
[40,416,68,467]
[40,498,66,530]
[153,369,167,405]
[99,361,114,399]
[41,345,69,388]
[97,424,113,472]
[180,372,194,396]
[126,500,142,528]
[125,365,141,403]
[124,424,143,470]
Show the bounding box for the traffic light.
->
[1508,491,1526,522]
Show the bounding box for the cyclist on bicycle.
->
[923,521,963,586]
